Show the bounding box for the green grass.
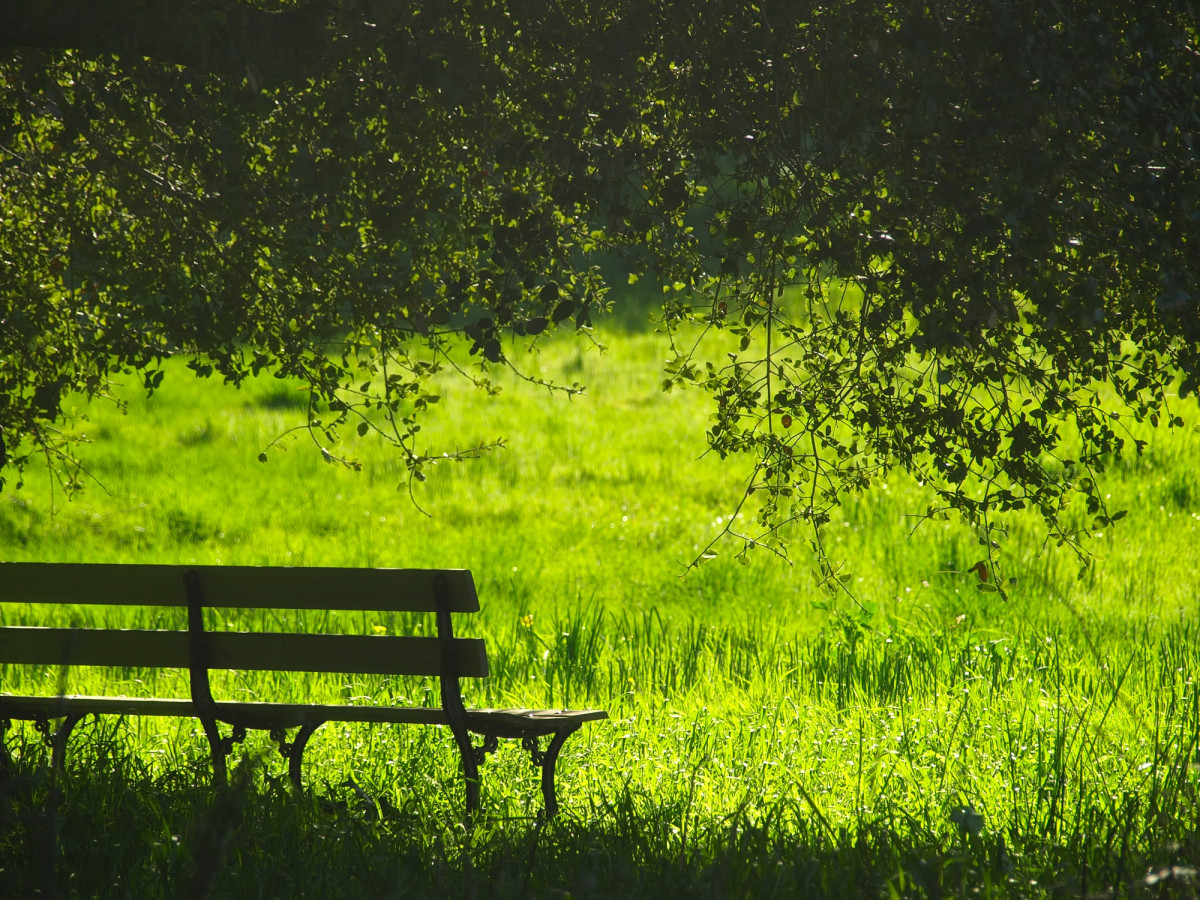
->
[1,328,1198,898]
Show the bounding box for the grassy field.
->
[1,326,1198,898]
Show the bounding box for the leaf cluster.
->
[1,0,1197,581]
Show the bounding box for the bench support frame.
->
[187,569,240,787]
[434,574,584,820]
[1,564,606,820]
[271,722,324,790]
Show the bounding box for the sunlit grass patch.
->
[1,327,1199,897]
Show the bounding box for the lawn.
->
[1,325,1198,898]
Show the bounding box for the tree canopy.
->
[2,0,1198,585]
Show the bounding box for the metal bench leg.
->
[271,722,323,792]
[524,725,580,819]
[51,713,85,773]
[0,718,11,777]
[33,714,86,774]
[448,726,484,823]
[201,720,247,787]
[200,716,227,786]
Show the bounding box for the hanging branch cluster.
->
[637,2,1199,586]
[1,1,1197,583]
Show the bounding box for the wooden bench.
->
[0,562,606,818]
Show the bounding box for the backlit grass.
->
[1,328,1198,898]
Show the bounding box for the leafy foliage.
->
[1,0,1198,582]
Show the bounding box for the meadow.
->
[1,323,1198,898]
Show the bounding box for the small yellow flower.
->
[372,624,387,635]
[520,614,534,628]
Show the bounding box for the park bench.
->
[0,562,606,818]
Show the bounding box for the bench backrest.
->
[0,562,488,679]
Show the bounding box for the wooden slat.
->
[463,707,611,738]
[0,627,190,668]
[0,563,479,613]
[0,695,451,726]
[213,701,451,728]
[0,627,489,677]
[0,696,607,730]
[469,708,610,725]
[207,632,489,677]
[0,694,197,718]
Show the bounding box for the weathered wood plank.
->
[0,695,197,718]
[0,696,609,729]
[0,695,452,726]
[0,627,489,677]
[0,563,480,613]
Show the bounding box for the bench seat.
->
[0,694,608,730]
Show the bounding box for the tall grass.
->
[1,328,1198,897]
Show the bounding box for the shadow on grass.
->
[2,749,1198,900]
